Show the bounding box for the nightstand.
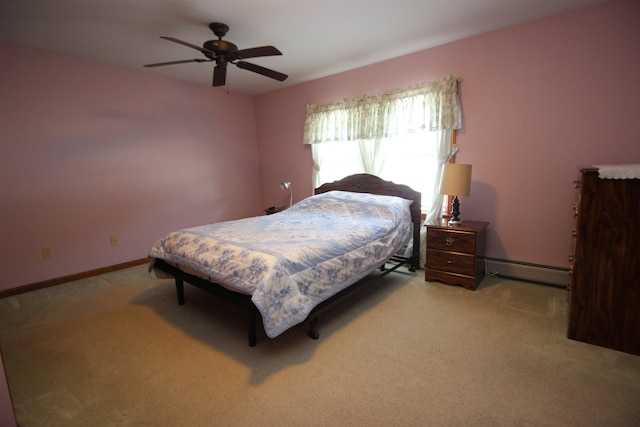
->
[264,206,287,215]
[424,220,489,290]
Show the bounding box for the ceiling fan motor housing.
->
[203,39,238,56]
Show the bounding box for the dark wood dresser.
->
[424,220,488,290]
[569,167,640,355]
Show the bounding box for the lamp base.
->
[448,195,461,225]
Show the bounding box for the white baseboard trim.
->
[485,258,570,288]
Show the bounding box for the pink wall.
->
[256,0,640,269]
[0,44,261,290]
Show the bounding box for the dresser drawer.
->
[426,228,476,254]
[426,249,475,275]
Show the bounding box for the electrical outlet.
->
[42,247,53,259]
[110,235,119,246]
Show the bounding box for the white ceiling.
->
[0,0,603,95]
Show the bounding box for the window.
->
[314,131,439,207]
[304,75,461,223]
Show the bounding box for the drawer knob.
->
[445,237,455,246]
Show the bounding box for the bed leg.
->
[307,318,320,340]
[247,309,257,347]
[175,278,185,305]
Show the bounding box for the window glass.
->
[315,129,438,207]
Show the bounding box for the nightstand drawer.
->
[426,249,475,275]
[426,228,476,254]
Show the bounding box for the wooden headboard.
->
[314,173,422,224]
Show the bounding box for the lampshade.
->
[440,164,472,196]
[280,181,291,191]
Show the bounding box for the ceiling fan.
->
[144,22,288,87]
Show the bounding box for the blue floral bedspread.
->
[149,191,413,338]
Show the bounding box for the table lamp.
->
[439,164,472,226]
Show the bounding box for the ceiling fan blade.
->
[234,46,282,59]
[143,59,211,67]
[236,61,288,81]
[213,65,227,86]
[160,36,214,55]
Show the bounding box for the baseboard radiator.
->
[485,257,570,288]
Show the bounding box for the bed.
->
[149,174,421,346]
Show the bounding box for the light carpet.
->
[0,265,639,426]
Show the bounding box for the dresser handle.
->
[446,259,455,264]
[445,237,454,246]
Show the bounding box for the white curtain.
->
[304,74,462,222]
[427,130,458,222]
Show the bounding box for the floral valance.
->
[303,75,461,144]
